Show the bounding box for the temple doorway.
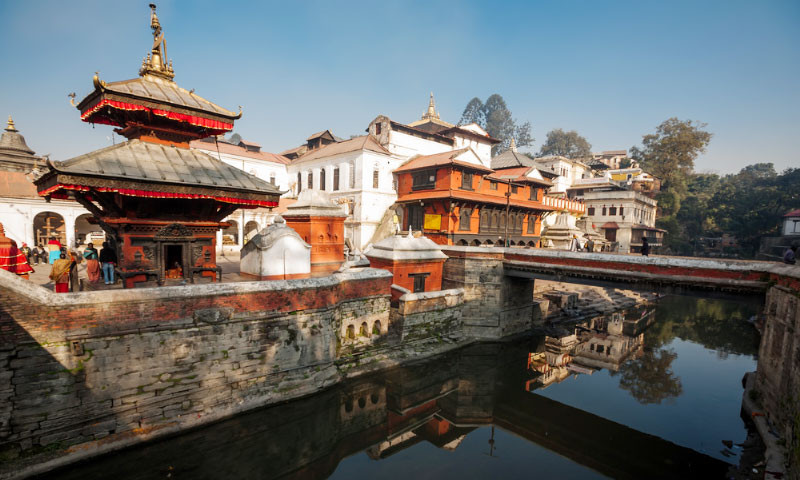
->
[164,244,184,279]
[222,220,239,245]
[33,212,65,247]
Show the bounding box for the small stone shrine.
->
[365,232,448,293]
[240,216,311,281]
[282,190,347,277]
[540,212,585,249]
[32,5,281,287]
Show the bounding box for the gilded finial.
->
[140,3,174,80]
[422,92,439,121]
[6,115,17,132]
[509,137,517,152]
[68,92,77,107]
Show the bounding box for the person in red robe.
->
[0,223,34,279]
[83,243,101,283]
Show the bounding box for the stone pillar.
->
[440,246,536,339]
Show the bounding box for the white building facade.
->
[583,189,662,253]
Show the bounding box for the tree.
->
[458,94,533,155]
[612,348,683,405]
[539,128,592,159]
[630,118,712,197]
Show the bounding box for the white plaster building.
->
[0,117,98,252]
[284,94,498,249]
[583,189,662,253]
[783,209,800,236]
[190,136,291,253]
[533,156,591,194]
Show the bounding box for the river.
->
[36,294,761,480]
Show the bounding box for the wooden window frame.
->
[412,169,437,191]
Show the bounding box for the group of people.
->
[45,240,117,293]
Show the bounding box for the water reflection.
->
[37,296,759,480]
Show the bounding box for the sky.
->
[1,0,798,174]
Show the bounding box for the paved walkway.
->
[25,253,248,292]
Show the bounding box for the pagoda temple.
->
[33,4,281,288]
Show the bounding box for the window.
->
[490,181,498,190]
[609,206,617,216]
[297,172,302,193]
[375,122,382,135]
[619,206,624,216]
[511,185,518,194]
[461,171,473,190]
[409,273,429,293]
[529,187,538,201]
[320,168,326,191]
[459,208,471,231]
[333,167,340,191]
[602,206,607,216]
[270,173,276,186]
[308,172,313,189]
[588,207,595,216]
[597,345,605,353]
[373,168,379,189]
[527,214,536,233]
[349,162,355,188]
[412,169,436,190]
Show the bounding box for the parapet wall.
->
[0,268,392,472]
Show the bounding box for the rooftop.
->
[395,148,493,174]
[191,138,290,165]
[292,135,390,163]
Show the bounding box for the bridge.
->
[441,245,799,296]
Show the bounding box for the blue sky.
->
[1,0,798,174]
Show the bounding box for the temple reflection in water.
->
[37,300,748,480]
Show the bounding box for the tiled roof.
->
[292,135,390,163]
[396,189,556,211]
[490,166,552,186]
[49,140,281,195]
[190,139,290,165]
[491,149,537,169]
[784,209,800,218]
[395,149,493,174]
[98,76,238,118]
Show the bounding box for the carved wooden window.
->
[412,169,437,190]
[375,122,382,135]
[459,208,471,231]
[460,171,473,190]
[609,206,617,216]
[308,171,313,189]
[490,181,498,190]
[602,206,607,216]
[480,211,489,231]
[588,207,595,216]
[527,214,536,233]
[619,206,624,216]
[297,172,302,193]
[373,168,380,189]
[511,185,518,194]
[333,167,340,190]
[529,187,538,200]
[320,168,326,191]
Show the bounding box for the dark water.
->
[37,295,760,480]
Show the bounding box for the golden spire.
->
[421,91,440,121]
[6,115,17,132]
[139,4,175,81]
[509,137,517,152]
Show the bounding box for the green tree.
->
[612,348,683,405]
[458,94,533,155]
[539,128,592,159]
[630,118,712,202]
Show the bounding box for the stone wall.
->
[0,268,392,468]
[391,288,464,342]
[755,268,800,477]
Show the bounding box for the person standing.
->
[49,252,72,293]
[47,237,62,264]
[66,247,81,292]
[641,237,650,257]
[83,243,101,283]
[99,241,117,285]
[784,246,797,265]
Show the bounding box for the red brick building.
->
[394,148,557,247]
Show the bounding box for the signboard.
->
[423,214,442,230]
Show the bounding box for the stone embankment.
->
[534,279,660,324]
